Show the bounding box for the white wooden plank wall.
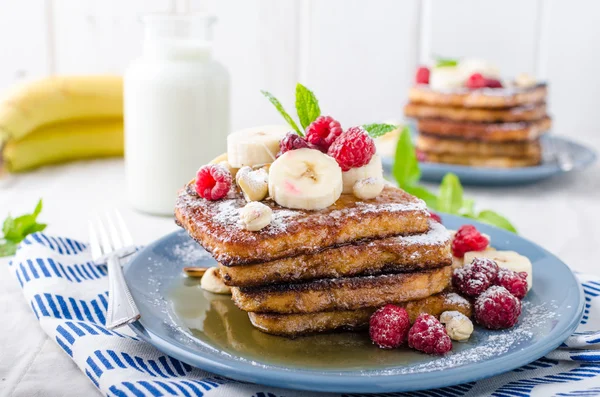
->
[0,0,598,142]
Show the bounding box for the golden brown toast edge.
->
[417,134,542,157]
[231,266,452,314]
[220,220,451,287]
[248,291,472,337]
[404,102,547,123]
[175,184,430,266]
[408,84,547,108]
[417,117,551,142]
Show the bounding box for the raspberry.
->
[475,285,522,329]
[466,73,486,89]
[305,116,343,152]
[327,126,376,171]
[485,78,503,88]
[415,66,430,84]
[195,164,232,200]
[429,212,442,224]
[369,304,411,349]
[278,132,311,156]
[408,313,452,355]
[452,263,492,298]
[470,257,499,283]
[495,269,528,299]
[416,149,427,162]
[452,225,489,258]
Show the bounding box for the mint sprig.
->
[1,199,47,257]
[262,84,397,140]
[260,90,303,136]
[435,57,459,68]
[295,83,321,131]
[393,129,517,233]
[363,123,398,139]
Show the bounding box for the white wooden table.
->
[1,151,599,396]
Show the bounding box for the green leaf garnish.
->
[362,123,398,139]
[260,90,303,136]
[404,185,438,209]
[475,210,518,233]
[437,173,463,214]
[1,199,46,257]
[295,83,321,131]
[435,57,459,68]
[392,127,421,188]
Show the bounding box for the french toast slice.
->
[408,83,547,108]
[417,117,551,142]
[248,292,472,336]
[231,266,452,314]
[422,151,541,168]
[417,134,542,158]
[220,220,451,287]
[175,183,429,266]
[404,102,547,123]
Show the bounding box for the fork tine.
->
[95,216,113,255]
[115,209,134,247]
[88,221,103,259]
[105,212,123,250]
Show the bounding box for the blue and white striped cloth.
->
[9,232,600,397]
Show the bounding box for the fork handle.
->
[105,256,140,329]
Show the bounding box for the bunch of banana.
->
[0,75,123,173]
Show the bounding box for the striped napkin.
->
[9,232,600,397]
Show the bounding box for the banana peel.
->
[0,75,123,142]
[2,119,123,172]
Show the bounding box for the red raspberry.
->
[415,66,430,84]
[195,164,232,200]
[485,78,503,88]
[416,149,427,162]
[470,257,499,283]
[369,304,411,349]
[429,212,442,224]
[327,126,376,171]
[452,225,489,258]
[452,263,492,298]
[475,286,522,329]
[408,313,452,355]
[305,116,343,152]
[278,132,311,156]
[466,73,486,89]
[495,269,528,299]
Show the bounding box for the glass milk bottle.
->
[124,14,230,215]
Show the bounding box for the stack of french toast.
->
[175,124,472,337]
[404,59,552,168]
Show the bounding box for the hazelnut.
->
[440,311,473,341]
[353,178,384,200]
[239,201,272,231]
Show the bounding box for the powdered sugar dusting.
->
[171,239,212,263]
[397,220,450,246]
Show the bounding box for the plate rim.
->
[126,215,585,393]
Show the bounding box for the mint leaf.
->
[295,83,320,131]
[405,185,438,209]
[436,57,459,68]
[437,173,463,214]
[392,127,420,188]
[1,199,47,258]
[261,90,302,136]
[476,210,518,233]
[363,123,398,139]
[0,241,17,257]
[459,198,476,217]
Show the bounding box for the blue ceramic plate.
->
[382,135,597,186]
[125,215,583,393]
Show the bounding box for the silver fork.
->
[88,210,140,329]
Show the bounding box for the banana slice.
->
[458,58,501,80]
[464,250,532,291]
[429,67,465,90]
[268,148,343,210]
[201,267,231,295]
[227,125,289,168]
[341,154,383,194]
